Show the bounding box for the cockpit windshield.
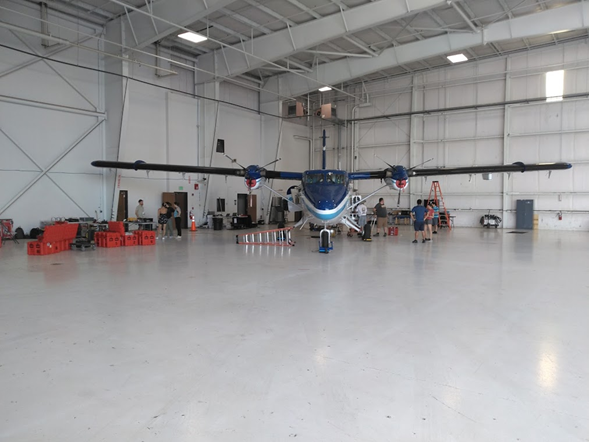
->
[304,173,324,184]
[326,172,345,184]
[304,171,346,185]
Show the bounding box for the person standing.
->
[373,198,388,237]
[165,202,175,239]
[432,200,440,234]
[411,199,427,243]
[156,203,168,239]
[356,202,367,234]
[424,200,434,241]
[135,199,145,230]
[173,202,182,239]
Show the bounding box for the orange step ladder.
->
[427,181,452,230]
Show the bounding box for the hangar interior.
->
[1,0,589,440]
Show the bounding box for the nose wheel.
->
[319,228,333,253]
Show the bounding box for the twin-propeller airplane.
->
[92,151,571,253]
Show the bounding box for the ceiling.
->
[12,0,589,99]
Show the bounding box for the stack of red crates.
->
[134,230,156,246]
[95,231,121,248]
[27,223,78,256]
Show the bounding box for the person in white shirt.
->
[135,199,145,219]
[356,202,367,233]
[135,199,146,230]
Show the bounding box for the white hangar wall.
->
[0,1,105,233]
[117,66,309,225]
[342,41,589,230]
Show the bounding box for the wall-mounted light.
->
[178,32,207,43]
[447,53,468,63]
[318,86,332,92]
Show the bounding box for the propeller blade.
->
[259,157,282,170]
[407,158,434,171]
[224,154,246,170]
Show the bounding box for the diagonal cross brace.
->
[0,119,104,216]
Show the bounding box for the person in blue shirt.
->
[432,200,440,234]
[411,199,428,243]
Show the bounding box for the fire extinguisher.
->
[558,211,562,221]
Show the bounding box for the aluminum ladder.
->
[236,227,295,247]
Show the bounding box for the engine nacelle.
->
[385,177,409,191]
[245,176,265,190]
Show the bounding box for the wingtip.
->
[565,163,573,169]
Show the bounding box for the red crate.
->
[136,231,155,245]
[388,226,399,236]
[121,235,137,246]
[108,221,125,236]
[27,241,51,255]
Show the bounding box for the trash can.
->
[213,217,223,231]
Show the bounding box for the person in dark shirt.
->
[411,199,427,243]
[165,202,175,239]
[373,198,388,236]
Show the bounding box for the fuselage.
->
[300,170,351,225]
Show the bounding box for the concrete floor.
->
[1,226,588,441]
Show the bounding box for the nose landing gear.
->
[319,228,333,253]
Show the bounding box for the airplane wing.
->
[407,162,572,177]
[91,160,303,180]
[348,162,571,180]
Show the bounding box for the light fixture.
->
[447,53,468,63]
[318,86,332,92]
[549,30,569,34]
[178,32,207,43]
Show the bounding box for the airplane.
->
[92,137,572,253]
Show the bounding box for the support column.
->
[103,17,128,220]
[196,81,220,221]
[260,99,283,223]
[502,58,511,228]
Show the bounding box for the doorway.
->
[116,190,128,221]
[238,193,257,221]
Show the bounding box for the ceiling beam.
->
[196,0,446,83]
[111,0,238,50]
[262,2,589,101]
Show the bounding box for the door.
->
[248,194,257,221]
[174,192,188,229]
[116,190,128,221]
[162,192,175,206]
[516,199,534,230]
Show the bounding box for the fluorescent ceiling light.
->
[318,86,332,92]
[549,30,569,34]
[178,32,207,43]
[447,53,468,63]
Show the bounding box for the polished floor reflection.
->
[1,227,588,441]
